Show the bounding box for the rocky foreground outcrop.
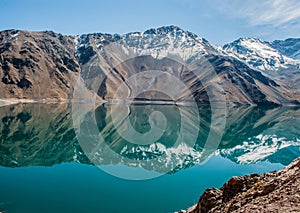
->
[178,157,300,213]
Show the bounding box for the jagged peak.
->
[144,25,185,34]
[223,37,267,48]
[142,25,203,41]
[75,25,213,54]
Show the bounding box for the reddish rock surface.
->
[178,157,300,213]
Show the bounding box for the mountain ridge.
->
[223,37,299,71]
[0,26,300,105]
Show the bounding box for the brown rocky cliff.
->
[0,30,80,99]
[178,157,300,213]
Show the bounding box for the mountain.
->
[270,38,300,60]
[75,25,219,63]
[223,37,300,105]
[75,26,299,105]
[0,26,300,105]
[0,30,80,99]
[223,37,299,71]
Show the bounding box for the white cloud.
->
[218,0,300,27]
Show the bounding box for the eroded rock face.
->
[179,157,300,213]
[0,30,80,99]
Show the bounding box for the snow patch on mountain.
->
[75,26,300,72]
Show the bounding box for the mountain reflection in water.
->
[0,103,299,170]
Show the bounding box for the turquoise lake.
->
[0,103,299,213]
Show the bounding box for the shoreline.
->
[0,99,70,107]
[1,98,300,108]
[177,157,300,213]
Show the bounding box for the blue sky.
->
[1,0,300,45]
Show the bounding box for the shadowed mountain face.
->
[270,38,300,60]
[0,103,299,171]
[0,27,299,104]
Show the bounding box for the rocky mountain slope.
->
[178,157,300,213]
[75,26,300,105]
[0,26,299,105]
[0,30,80,99]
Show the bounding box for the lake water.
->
[0,103,299,213]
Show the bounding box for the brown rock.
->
[0,30,80,99]
[179,157,300,213]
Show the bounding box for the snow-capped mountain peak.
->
[142,25,206,45]
[75,25,220,61]
[223,37,298,71]
[74,26,300,72]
